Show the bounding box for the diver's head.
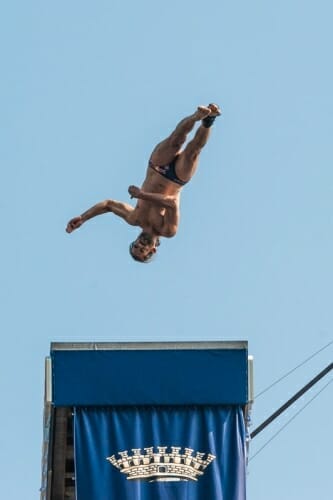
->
[129,232,160,263]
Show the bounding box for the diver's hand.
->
[128,185,141,199]
[66,216,83,233]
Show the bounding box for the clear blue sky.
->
[1,1,332,498]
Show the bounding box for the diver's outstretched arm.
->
[66,200,135,233]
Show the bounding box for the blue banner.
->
[52,348,248,406]
[74,406,246,500]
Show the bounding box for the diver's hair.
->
[129,237,160,264]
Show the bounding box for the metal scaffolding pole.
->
[251,362,333,439]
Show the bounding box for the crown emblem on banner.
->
[106,446,216,482]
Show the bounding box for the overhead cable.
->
[255,340,333,399]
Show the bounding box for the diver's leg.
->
[149,106,211,166]
[175,104,221,182]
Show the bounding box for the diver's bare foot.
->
[195,106,211,120]
[207,103,222,116]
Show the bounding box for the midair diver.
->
[66,104,221,262]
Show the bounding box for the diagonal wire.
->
[255,340,333,399]
[249,377,333,462]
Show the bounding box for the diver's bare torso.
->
[128,167,181,237]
